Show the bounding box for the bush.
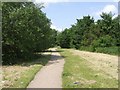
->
[80,46,119,55]
[95,47,119,55]
[80,46,95,52]
[92,35,116,47]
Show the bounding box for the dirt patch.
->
[70,49,118,80]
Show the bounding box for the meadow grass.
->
[2,53,51,88]
[58,48,118,88]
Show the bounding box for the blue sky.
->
[34,1,118,31]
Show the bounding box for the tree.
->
[2,2,55,64]
[57,12,119,53]
[58,28,71,48]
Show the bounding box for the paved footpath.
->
[27,48,65,88]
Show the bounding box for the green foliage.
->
[80,46,95,52]
[2,2,56,64]
[80,46,118,55]
[95,47,119,55]
[50,29,58,47]
[92,35,115,47]
[57,12,119,55]
[58,28,71,48]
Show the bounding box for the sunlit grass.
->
[2,53,51,88]
[58,48,118,88]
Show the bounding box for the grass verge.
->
[58,48,118,88]
[2,53,51,88]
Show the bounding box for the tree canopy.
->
[57,13,119,53]
[2,2,56,64]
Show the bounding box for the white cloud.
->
[113,0,120,2]
[34,0,119,3]
[112,14,118,19]
[51,25,63,31]
[43,2,50,7]
[96,5,117,16]
[34,0,69,7]
[34,0,69,3]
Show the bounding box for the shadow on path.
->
[27,48,65,88]
[43,50,63,53]
[3,49,65,68]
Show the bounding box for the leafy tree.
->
[2,2,55,64]
[57,12,119,54]
[92,35,115,47]
[59,28,71,48]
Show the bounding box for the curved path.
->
[27,48,65,88]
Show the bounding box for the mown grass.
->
[2,53,51,88]
[58,48,118,88]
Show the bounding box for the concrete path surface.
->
[27,48,65,88]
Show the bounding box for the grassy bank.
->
[58,48,118,88]
[2,52,51,88]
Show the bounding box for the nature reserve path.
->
[27,48,65,88]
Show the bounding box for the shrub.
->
[95,47,119,55]
[92,35,116,47]
[80,46,95,52]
